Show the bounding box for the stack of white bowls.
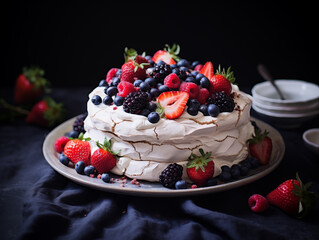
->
[251,79,319,128]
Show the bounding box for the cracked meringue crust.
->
[84,85,254,182]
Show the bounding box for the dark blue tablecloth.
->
[1,87,319,240]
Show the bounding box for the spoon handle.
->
[257,64,285,100]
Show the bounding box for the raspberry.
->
[106,68,119,83]
[164,73,180,89]
[248,194,269,213]
[117,81,136,97]
[54,136,70,153]
[196,88,210,104]
[179,82,200,99]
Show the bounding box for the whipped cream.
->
[84,85,254,182]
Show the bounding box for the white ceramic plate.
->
[252,80,319,104]
[43,117,285,197]
[253,97,319,112]
[252,103,319,118]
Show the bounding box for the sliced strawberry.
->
[199,61,214,80]
[157,91,189,119]
[248,128,272,165]
[152,44,180,65]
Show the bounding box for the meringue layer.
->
[84,85,254,182]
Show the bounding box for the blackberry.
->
[73,112,88,133]
[123,91,149,114]
[207,92,235,112]
[150,63,172,82]
[159,163,183,189]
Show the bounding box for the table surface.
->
[1,87,319,240]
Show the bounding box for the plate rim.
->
[43,117,285,197]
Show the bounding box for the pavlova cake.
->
[55,44,262,189]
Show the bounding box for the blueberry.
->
[170,64,177,69]
[91,95,102,105]
[207,104,220,117]
[106,86,118,97]
[59,152,69,166]
[111,77,121,86]
[148,101,157,112]
[158,85,169,93]
[240,165,249,176]
[241,159,252,169]
[145,77,157,88]
[179,66,188,73]
[185,76,198,84]
[219,171,231,182]
[113,95,124,106]
[221,165,231,172]
[188,99,200,111]
[231,164,240,171]
[115,69,122,77]
[192,60,201,69]
[148,112,160,123]
[103,95,113,105]
[150,88,160,98]
[157,60,166,65]
[187,107,199,116]
[75,161,85,174]
[206,178,218,186]
[249,157,260,169]
[230,167,240,179]
[98,79,108,87]
[84,165,96,176]
[195,73,205,81]
[140,82,151,92]
[134,79,143,87]
[199,105,208,116]
[189,71,199,77]
[175,180,187,189]
[200,77,210,89]
[67,130,79,138]
[140,108,151,117]
[101,173,111,183]
[172,68,180,75]
[177,59,191,69]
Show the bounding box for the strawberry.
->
[54,136,70,153]
[186,148,214,186]
[91,138,118,174]
[179,82,200,99]
[196,88,210,104]
[209,65,235,95]
[164,73,180,89]
[64,132,91,166]
[106,68,119,84]
[152,44,180,65]
[266,173,317,218]
[121,61,147,83]
[14,66,50,104]
[199,61,214,80]
[117,81,136,97]
[26,97,65,128]
[157,91,189,119]
[247,128,273,165]
[124,47,150,69]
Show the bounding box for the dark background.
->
[1,1,318,91]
